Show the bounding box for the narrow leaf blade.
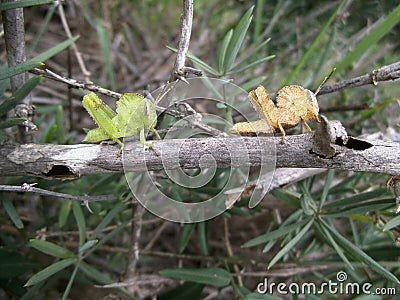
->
[2,198,24,229]
[323,219,399,284]
[0,0,53,11]
[24,258,75,287]
[0,61,42,81]
[160,268,231,287]
[33,36,79,63]
[72,201,86,247]
[30,239,74,259]
[268,218,314,268]
[242,218,310,248]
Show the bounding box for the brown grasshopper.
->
[230,70,334,143]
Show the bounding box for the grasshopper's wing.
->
[248,86,272,120]
[113,93,144,138]
[114,93,158,138]
[82,93,120,140]
[83,128,110,143]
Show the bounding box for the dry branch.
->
[0,131,398,179]
[2,0,36,142]
[317,61,400,95]
[170,0,194,82]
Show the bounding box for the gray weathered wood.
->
[0,133,398,179]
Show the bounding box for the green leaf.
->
[179,224,195,253]
[316,221,353,270]
[96,20,116,90]
[56,105,65,144]
[242,218,311,248]
[72,201,86,247]
[268,218,314,268]
[218,29,233,73]
[79,261,114,285]
[323,189,387,209]
[224,6,254,72]
[28,3,57,56]
[160,268,231,287]
[89,201,124,240]
[270,189,301,208]
[322,199,392,217]
[79,240,98,256]
[320,170,335,209]
[283,0,346,85]
[0,61,42,81]
[2,198,24,229]
[300,193,315,216]
[382,214,400,231]
[0,118,26,129]
[240,76,267,92]
[335,3,400,74]
[322,219,399,284]
[252,0,265,45]
[228,55,275,75]
[62,262,80,300]
[33,35,79,63]
[197,222,208,256]
[0,0,53,11]
[24,258,75,287]
[0,76,41,116]
[30,239,74,259]
[360,98,397,121]
[86,219,130,256]
[186,52,219,76]
[58,200,72,228]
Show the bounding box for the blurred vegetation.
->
[1,0,400,299]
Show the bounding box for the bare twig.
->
[2,0,36,142]
[0,184,118,202]
[317,61,400,95]
[170,0,194,82]
[124,199,145,295]
[320,103,370,113]
[30,68,121,98]
[30,68,222,136]
[224,218,243,286]
[57,1,91,82]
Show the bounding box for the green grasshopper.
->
[82,92,160,154]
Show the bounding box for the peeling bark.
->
[0,130,398,179]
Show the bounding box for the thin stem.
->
[170,0,194,82]
[0,184,118,202]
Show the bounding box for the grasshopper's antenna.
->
[315,67,336,96]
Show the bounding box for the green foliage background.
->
[0,0,400,299]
